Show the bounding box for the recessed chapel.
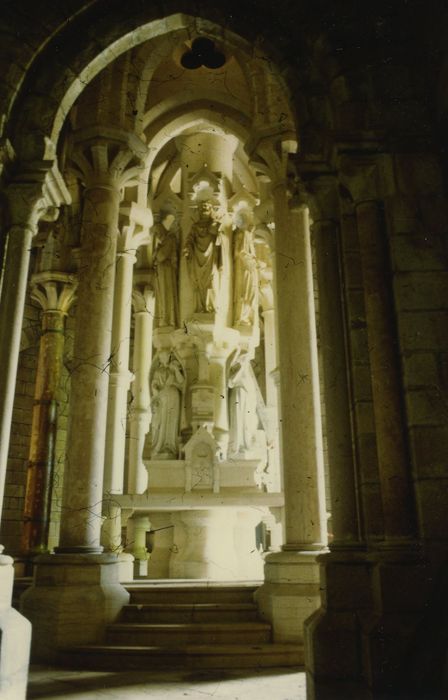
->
[0,2,447,698]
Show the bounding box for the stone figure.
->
[183,201,222,313]
[152,215,178,327]
[228,352,258,457]
[233,222,258,326]
[149,351,185,458]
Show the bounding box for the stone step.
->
[120,602,259,623]
[106,622,271,646]
[127,583,258,605]
[58,643,304,670]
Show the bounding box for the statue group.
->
[148,200,260,461]
[151,200,259,327]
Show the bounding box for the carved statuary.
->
[152,215,179,328]
[233,219,258,326]
[228,351,258,457]
[149,351,185,458]
[183,201,222,313]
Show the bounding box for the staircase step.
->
[107,622,271,645]
[127,583,258,605]
[120,602,259,623]
[58,643,304,670]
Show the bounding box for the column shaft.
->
[22,309,66,554]
[312,218,360,546]
[262,307,281,491]
[58,185,120,552]
[128,296,154,494]
[103,250,135,495]
[0,226,34,523]
[355,200,416,541]
[273,187,327,549]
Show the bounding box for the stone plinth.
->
[255,551,322,643]
[304,550,372,690]
[0,554,31,700]
[20,553,129,662]
[168,508,264,580]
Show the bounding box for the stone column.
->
[334,155,427,695]
[101,204,152,557]
[255,166,327,644]
[307,177,360,548]
[21,273,77,556]
[340,160,416,544]
[303,175,371,696]
[260,264,281,491]
[125,278,155,577]
[0,164,70,699]
[127,278,155,494]
[21,130,148,661]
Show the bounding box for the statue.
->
[233,221,258,326]
[149,351,185,459]
[228,352,258,457]
[183,201,223,313]
[152,215,178,327]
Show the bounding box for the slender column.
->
[21,273,77,555]
[0,169,70,525]
[128,281,155,494]
[355,198,416,542]
[273,183,327,549]
[308,177,361,548]
[104,205,152,498]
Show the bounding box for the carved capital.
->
[248,138,297,189]
[337,152,395,205]
[337,155,380,204]
[300,173,339,223]
[30,271,77,314]
[69,127,148,191]
[0,138,15,183]
[6,160,71,233]
[118,202,153,254]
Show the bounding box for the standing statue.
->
[152,215,179,327]
[232,207,258,326]
[228,352,258,457]
[183,201,223,313]
[233,222,258,326]
[149,351,185,458]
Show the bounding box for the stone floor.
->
[28,665,306,699]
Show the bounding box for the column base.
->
[361,548,432,693]
[255,549,323,643]
[305,549,372,691]
[20,552,129,663]
[305,546,434,698]
[117,552,134,582]
[0,553,31,700]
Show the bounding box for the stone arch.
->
[5,3,333,163]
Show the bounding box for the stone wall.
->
[387,154,448,552]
